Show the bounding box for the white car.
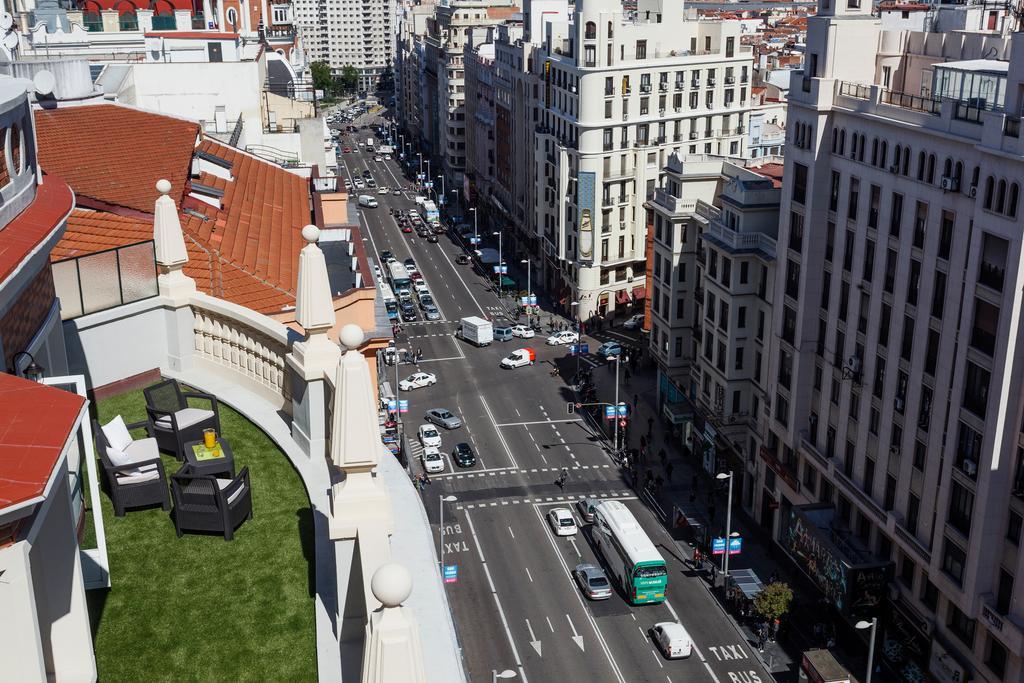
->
[417,424,442,448]
[373,264,382,279]
[500,348,535,369]
[413,281,430,295]
[546,330,580,346]
[374,156,383,162]
[354,180,365,189]
[650,622,693,659]
[377,186,388,195]
[547,508,577,536]
[421,446,445,473]
[623,313,645,330]
[510,324,535,339]
[399,372,437,391]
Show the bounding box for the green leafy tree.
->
[310,61,333,94]
[340,65,360,92]
[753,581,793,622]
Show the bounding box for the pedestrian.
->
[757,624,767,652]
[633,393,639,408]
[624,368,632,383]
[647,416,654,437]
[666,462,674,481]
[692,546,701,568]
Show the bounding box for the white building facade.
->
[760,1,1024,680]
[294,0,395,90]
[527,0,754,320]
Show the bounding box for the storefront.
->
[880,598,931,682]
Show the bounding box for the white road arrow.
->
[525,618,542,657]
[566,614,585,652]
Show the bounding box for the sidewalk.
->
[581,347,869,683]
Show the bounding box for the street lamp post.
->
[417,152,423,182]
[470,207,479,247]
[715,471,734,588]
[493,230,503,297]
[438,494,458,571]
[437,174,446,205]
[856,618,878,683]
[492,669,517,683]
[570,300,581,387]
[613,352,629,457]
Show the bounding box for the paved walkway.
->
[577,350,871,683]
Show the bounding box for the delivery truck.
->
[457,316,493,346]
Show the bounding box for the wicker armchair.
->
[93,418,170,517]
[144,379,221,459]
[170,465,253,541]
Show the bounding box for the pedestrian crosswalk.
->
[455,489,635,510]
[431,463,613,480]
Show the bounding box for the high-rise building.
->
[525,0,754,320]
[756,1,1024,680]
[294,0,394,90]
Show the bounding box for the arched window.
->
[226,6,238,28]
[871,138,878,165]
[917,151,926,180]
[971,166,980,192]
[585,21,596,39]
[858,135,865,162]
[893,145,902,169]
[9,122,21,175]
[996,179,1007,213]
[954,161,963,185]
[151,0,175,29]
[118,8,138,30]
[850,133,858,158]
[839,130,846,155]
[82,1,103,31]
[607,21,613,38]
[901,147,910,175]
[943,158,952,179]
[831,128,838,153]
[984,176,994,209]
[926,154,936,184]
[1009,183,1019,218]
[879,140,887,169]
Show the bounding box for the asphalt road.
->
[336,115,773,683]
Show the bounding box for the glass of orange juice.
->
[203,428,217,449]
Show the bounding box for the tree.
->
[340,65,359,93]
[310,61,333,94]
[753,581,793,623]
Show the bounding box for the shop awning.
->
[730,568,764,600]
[662,401,692,425]
[616,289,630,304]
[632,286,646,300]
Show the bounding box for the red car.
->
[342,147,351,153]
[402,225,413,234]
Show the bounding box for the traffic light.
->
[567,402,575,414]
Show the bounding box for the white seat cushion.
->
[102,415,133,452]
[215,478,246,505]
[107,437,159,468]
[115,467,161,485]
[154,408,215,431]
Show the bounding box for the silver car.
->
[424,408,462,429]
[576,497,600,523]
[424,305,441,321]
[573,564,612,600]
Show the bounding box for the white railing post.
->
[360,564,428,683]
[152,179,197,374]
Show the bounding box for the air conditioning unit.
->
[890,445,901,455]
[939,176,959,192]
[889,164,899,173]
[725,76,735,84]
[963,459,978,477]
[659,82,668,92]
[689,131,699,140]
[659,108,666,115]
[708,78,716,86]
[570,85,577,93]
[844,355,862,375]
[968,185,978,198]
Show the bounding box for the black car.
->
[400,301,417,321]
[452,443,476,468]
[427,234,439,243]
[455,254,470,265]
[380,250,393,263]
[403,258,417,270]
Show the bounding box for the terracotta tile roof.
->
[34,104,199,215]
[752,163,785,189]
[47,128,313,314]
[0,372,85,511]
[0,174,75,287]
[144,31,240,39]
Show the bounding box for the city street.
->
[338,120,772,683]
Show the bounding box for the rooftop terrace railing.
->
[52,240,159,320]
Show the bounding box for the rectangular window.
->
[900,316,914,362]
[735,347,744,371]
[946,601,975,648]
[890,192,903,237]
[829,171,840,212]
[789,212,804,252]
[825,221,835,262]
[862,239,875,282]
[931,271,946,320]
[942,537,967,586]
[907,259,921,306]
[868,184,880,228]
[913,200,928,249]
[996,569,1013,615]
[785,259,800,300]
[939,210,954,260]
[843,231,854,272]
[793,164,808,204]
[963,361,991,418]
[948,480,974,536]
[738,306,746,329]
[847,177,860,220]
[740,261,749,284]
[1008,510,1022,545]
[986,636,1007,680]
[906,493,920,534]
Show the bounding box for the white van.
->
[650,622,693,659]
[358,195,378,208]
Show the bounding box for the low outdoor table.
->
[183,438,236,479]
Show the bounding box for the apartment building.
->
[464,40,497,208]
[396,3,436,157]
[527,0,753,320]
[645,154,781,502]
[760,1,1024,680]
[422,0,518,191]
[294,0,394,90]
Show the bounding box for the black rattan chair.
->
[170,464,253,541]
[144,379,221,459]
[93,419,170,517]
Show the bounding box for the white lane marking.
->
[481,394,518,468]
[650,649,665,669]
[569,537,582,558]
[525,567,533,583]
[508,525,515,539]
[531,505,627,683]
[434,240,487,317]
[525,618,543,657]
[565,614,585,652]
[465,510,529,682]
[495,419,582,427]
[545,616,554,633]
[417,355,467,363]
[515,408,521,416]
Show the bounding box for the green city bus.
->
[591,500,668,604]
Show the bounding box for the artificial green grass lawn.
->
[87,388,316,682]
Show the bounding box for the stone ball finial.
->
[156,179,172,195]
[371,563,412,608]
[339,323,365,350]
[301,224,321,243]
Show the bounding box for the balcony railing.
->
[52,241,159,320]
[880,88,941,115]
[1005,116,1020,138]
[838,81,871,100]
[705,218,777,257]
